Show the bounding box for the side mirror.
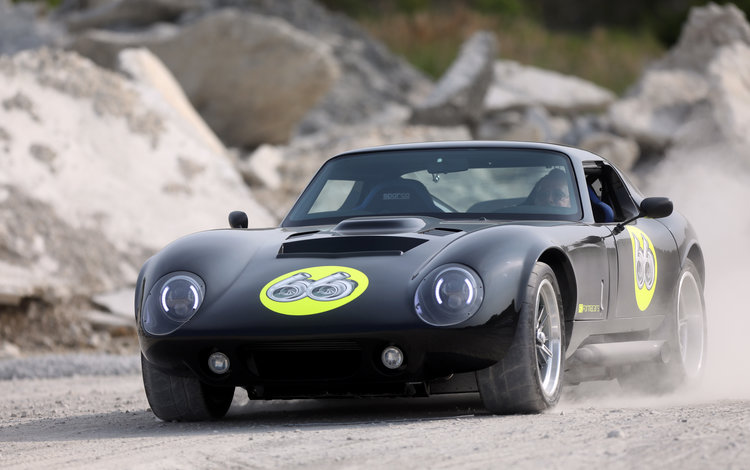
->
[613,197,673,235]
[228,211,248,229]
[639,197,673,219]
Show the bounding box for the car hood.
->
[138,216,523,336]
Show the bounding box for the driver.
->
[529,169,571,208]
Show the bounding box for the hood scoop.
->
[279,235,427,258]
[332,217,426,235]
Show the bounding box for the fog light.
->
[208,352,230,374]
[381,346,404,370]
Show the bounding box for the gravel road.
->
[1,354,748,469]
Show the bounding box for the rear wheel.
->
[477,262,564,413]
[675,260,707,380]
[618,259,707,393]
[141,354,234,422]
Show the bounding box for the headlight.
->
[414,264,484,326]
[142,271,205,335]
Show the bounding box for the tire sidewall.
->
[523,262,565,408]
[672,259,707,382]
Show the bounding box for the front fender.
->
[136,228,284,322]
[420,225,557,324]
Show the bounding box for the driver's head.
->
[533,169,571,208]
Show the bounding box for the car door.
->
[568,224,617,321]
[612,217,678,318]
[592,163,679,319]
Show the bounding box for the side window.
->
[584,163,639,223]
[602,165,639,221]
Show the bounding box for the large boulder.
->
[216,0,433,136]
[0,48,273,305]
[70,9,339,147]
[62,0,432,143]
[653,2,750,74]
[475,106,570,143]
[609,4,750,154]
[478,60,614,146]
[117,47,225,157]
[410,31,497,127]
[608,69,710,150]
[485,60,616,114]
[579,132,639,171]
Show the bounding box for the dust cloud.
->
[644,146,750,400]
[560,146,750,409]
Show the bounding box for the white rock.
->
[0,49,274,301]
[71,10,340,147]
[117,47,226,158]
[656,3,750,73]
[239,145,284,190]
[579,133,640,171]
[0,341,22,359]
[81,310,135,330]
[92,288,136,318]
[411,31,497,126]
[476,106,556,142]
[486,60,615,114]
[608,69,709,149]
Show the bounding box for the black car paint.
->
[136,141,703,396]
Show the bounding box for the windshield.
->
[283,147,582,227]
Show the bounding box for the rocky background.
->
[0,0,749,378]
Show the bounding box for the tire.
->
[476,262,565,414]
[141,354,234,422]
[618,259,707,393]
[674,259,707,381]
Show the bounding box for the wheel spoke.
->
[538,343,553,361]
[537,305,548,331]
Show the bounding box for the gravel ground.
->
[0,353,139,380]
[0,356,749,469]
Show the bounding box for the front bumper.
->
[140,317,517,398]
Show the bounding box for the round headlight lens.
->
[160,275,203,321]
[414,264,483,326]
[142,271,205,336]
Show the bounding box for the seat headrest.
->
[356,179,438,213]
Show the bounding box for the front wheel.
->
[477,262,565,413]
[141,355,235,422]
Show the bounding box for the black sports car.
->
[136,141,707,421]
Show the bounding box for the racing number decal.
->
[625,226,658,311]
[260,266,369,316]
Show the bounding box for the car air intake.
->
[278,235,427,258]
[244,340,362,380]
[333,217,426,234]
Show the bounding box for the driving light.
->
[208,352,230,374]
[414,264,484,326]
[381,346,404,370]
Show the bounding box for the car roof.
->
[332,141,607,166]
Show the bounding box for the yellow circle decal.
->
[260,266,369,316]
[626,226,658,311]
